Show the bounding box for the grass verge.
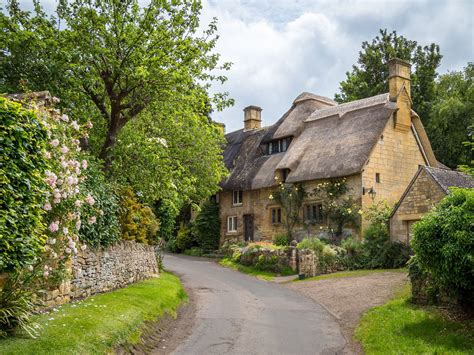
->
[0,272,186,355]
[219,257,295,281]
[355,284,474,354]
[294,268,406,282]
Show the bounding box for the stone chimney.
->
[388,58,412,132]
[213,121,226,134]
[243,106,262,130]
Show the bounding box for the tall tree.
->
[428,64,474,168]
[335,29,442,125]
[1,0,232,207]
[0,0,232,168]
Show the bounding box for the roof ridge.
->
[305,93,389,122]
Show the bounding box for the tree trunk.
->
[99,118,122,172]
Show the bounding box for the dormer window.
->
[233,190,243,205]
[268,137,292,154]
[282,169,290,182]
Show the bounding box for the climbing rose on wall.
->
[31,102,99,285]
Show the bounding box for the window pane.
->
[278,208,281,223]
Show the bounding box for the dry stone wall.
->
[42,241,159,308]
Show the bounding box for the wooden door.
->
[244,214,254,242]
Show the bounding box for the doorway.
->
[243,214,254,242]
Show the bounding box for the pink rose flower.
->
[48,221,59,232]
[43,271,49,278]
[71,120,80,130]
[53,197,61,204]
[76,220,82,231]
[50,139,60,147]
[81,160,88,169]
[85,194,95,206]
[88,216,96,224]
[60,146,69,154]
[44,202,52,211]
[75,200,82,207]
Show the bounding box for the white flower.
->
[86,121,93,129]
[44,202,52,211]
[44,151,52,159]
[76,220,82,231]
[75,200,82,208]
[85,194,95,206]
[65,248,72,254]
[63,227,69,235]
[50,139,60,147]
[61,114,69,122]
[60,146,69,154]
[48,238,56,245]
[71,120,80,130]
[88,216,96,224]
[27,265,34,272]
[81,160,88,169]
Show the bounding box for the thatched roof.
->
[221,92,438,191]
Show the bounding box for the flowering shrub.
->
[0,98,49,272]
[33,102,94,284]
[271,183,306,239]
[78,159,120,248]
[119,188,160,245]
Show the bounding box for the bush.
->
[0,98,48,272]
[175,224,195,252]
[364,224,411,269]
[118,188,160,245]
[193,201,220,252]
[153,200,178,242]
[79,159,120,248]
[273,233,290,246]
[297,237,325,253]
[0,272,38,338]
[411,188,474,308]
[183,247,204,257]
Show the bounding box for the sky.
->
[10,0,474,132]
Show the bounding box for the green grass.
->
[219,258,295,281]
[355,284,474,354]
[0,272,186,355]
[294,268,406,282]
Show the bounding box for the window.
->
[227,216,237,232]
[268,137,292,154]
[281,169,290,182]
[305,203,323,223]
[376,173,381,183]
[233,190,243,205]
[271,208,282,224]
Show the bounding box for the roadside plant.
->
[273,233,290,246]
[193,200,220,252]
[271,183,306,239]
[312,178,360,242]
[0,97,49,272]
[411,188,474,309]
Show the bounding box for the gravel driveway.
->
[286,271,409,354]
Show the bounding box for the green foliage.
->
[118,188,160,245]
[355,284,474,354]
[312,178,360,240]
[153,200,179,242]
[273,233,290,246]
[0,97,48,272]
[411,188,474,307]
[0,272,38,338]
[0,273,186,353]
[335,29,442,124]
[271,183,306,238]
[192,200,220,252]
[78,159,120,248]
[362,200,393,226]
[297,237,325,253]
[175,225,195,252]
[428,64,474,168]
[1,0,232,214]
[363,224,411,269]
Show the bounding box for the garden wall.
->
[42,241,159,308]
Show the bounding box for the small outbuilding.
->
[389,166,474,244]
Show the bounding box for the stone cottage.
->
[218,59,442,244]
[390,166,474,244]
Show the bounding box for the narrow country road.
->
[164,254,346,355]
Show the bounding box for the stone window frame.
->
[304,202,324,224]
[270,207,282,225]
[227,216,238,232]
[232,190,243,206]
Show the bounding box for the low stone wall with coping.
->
[42,241,159,308]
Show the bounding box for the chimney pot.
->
[243,105,262,130]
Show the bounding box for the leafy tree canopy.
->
[1,0,232,207]
[427,64,474,168]
[335,29,441,125]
